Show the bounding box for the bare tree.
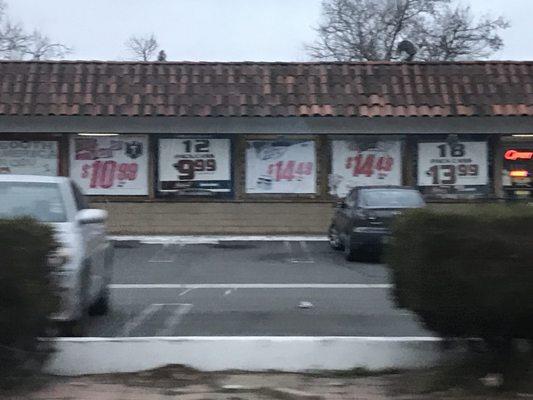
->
[0,0,71,60]
[125,34,159,61]
[24,31,71,60]
[307,0,509,61]
[411,6,509,61]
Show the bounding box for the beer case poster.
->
[330,139,402,198]
[417,141,489,197]
[158,138,232,193]
[70,135,148,195]
[0,140,58,176]
[246,140,316,194]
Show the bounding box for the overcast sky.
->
[6,0,533,61]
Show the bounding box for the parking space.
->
[82,240,431,338]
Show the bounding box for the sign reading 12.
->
[173,139,217,180]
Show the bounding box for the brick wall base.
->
[93,202,335,235]
[92,201,490,235]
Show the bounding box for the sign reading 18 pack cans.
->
[158,137,232,194]
[417,141,489,198]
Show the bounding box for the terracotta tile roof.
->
[0,60,532,118]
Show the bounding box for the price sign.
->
[246,140,316,194]
[417,141,489,198]
[330,140,402,197]
[418,141,488,187]
[158,138,232,193]
[0,140,58,176]
[70,135,148,195]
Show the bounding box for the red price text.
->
[345,154,394,177]
[81,161,138,189]
[267,161,313,181]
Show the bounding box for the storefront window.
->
[157,137,233,196]
[329,138,403,198]
[0,140,58,176]
[70,135,149,195]
[417,140,489,199]
[502,142,533,200]
[245,139,316,194]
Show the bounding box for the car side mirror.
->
[76,209,108,224]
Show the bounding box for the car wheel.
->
[328,226,344,250]
[88,288,110,316]
[344,235,357,261]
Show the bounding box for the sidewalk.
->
[4,365,531,400]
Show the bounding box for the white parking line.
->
[298,241,315,264]
[121,304,162,337]
[285,241,314,264]
[110,283,392,289]
[149,243,176,263]
[178,288,192,297]
[111,235,328,245]
[157,304,193,336]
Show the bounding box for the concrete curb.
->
[45,336,448,376]
[110,235,328,245]
[259,387,324,400]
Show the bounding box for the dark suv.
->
[328,186,425,261]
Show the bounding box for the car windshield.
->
[0,182,67,222]
[360,189,424,208]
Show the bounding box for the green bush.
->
[386,205,533,349]
[0,217,59,383]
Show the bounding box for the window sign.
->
[503,145,533,199]
[246,140,316,194]
[417,141,489,198]
[0,140,58,176]
[70,135,148,195]
[158,138,232,194]
[330,139,402,197]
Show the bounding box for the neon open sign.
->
[504,150,533,161]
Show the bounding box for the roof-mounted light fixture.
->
[512,134,533,138]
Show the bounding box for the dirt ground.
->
[2,364,532,400]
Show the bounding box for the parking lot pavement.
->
[82,240,432,338]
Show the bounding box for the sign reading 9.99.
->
[158,138,232,193]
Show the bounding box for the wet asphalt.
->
[83,240,432,337]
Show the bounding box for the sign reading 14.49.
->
[418,141,488,187]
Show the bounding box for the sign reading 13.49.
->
[417,141,488,187]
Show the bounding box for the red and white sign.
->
[70,135,148,195]
[330,140,402,197]
[246,140,316,194]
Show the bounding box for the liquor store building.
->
[0,60,532,234]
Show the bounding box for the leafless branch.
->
[125,34,159,61]
[0,0,71,60]
[306,0,508,61]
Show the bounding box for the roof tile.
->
[0,61,531,117]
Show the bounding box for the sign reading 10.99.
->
[158,138,232,193]
[70,135,148,195]
[417,141,488,188]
